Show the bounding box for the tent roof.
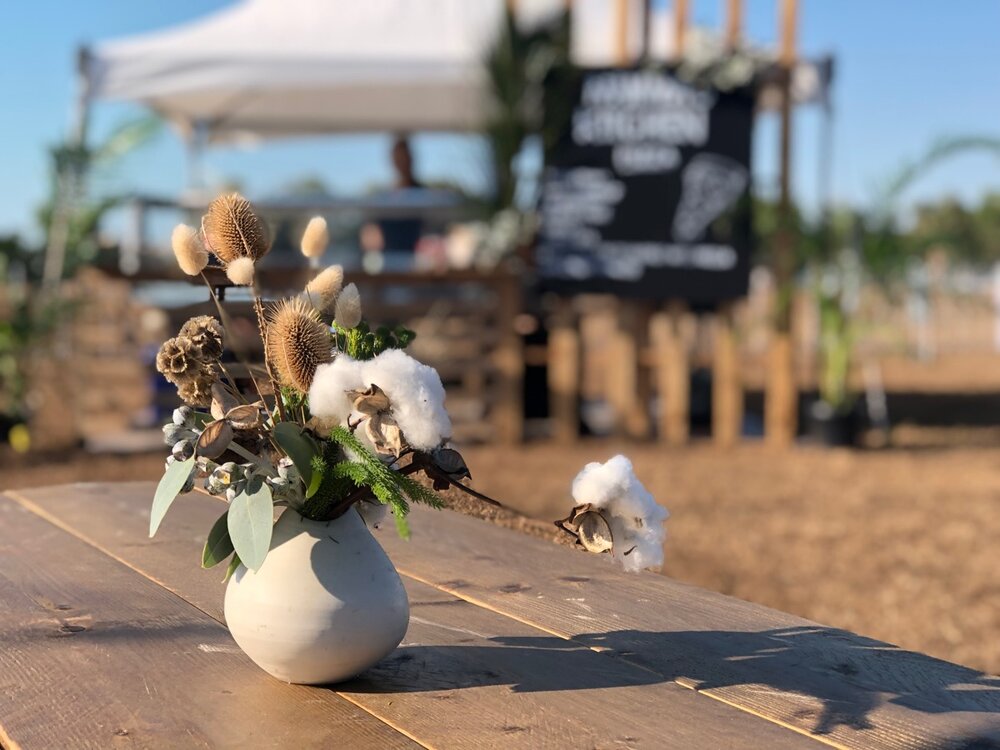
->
[83,0,830,143]
[83,0,566,141]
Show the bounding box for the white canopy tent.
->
[79,0,830,145]
[81,0,566,143]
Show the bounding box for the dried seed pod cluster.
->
[155,316,225,408]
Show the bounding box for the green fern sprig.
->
[327,426,443,539]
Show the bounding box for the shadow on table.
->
[344,625,1000,743]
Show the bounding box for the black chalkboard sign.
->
[537,67,754,306]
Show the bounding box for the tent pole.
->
[185,120,207,192]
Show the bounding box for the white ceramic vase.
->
[223,507,409,684]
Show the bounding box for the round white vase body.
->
[224,507,409,684]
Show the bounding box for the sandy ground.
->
[3,437,998,675]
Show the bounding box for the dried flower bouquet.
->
[152,193,669,580]
[152,194,494,576]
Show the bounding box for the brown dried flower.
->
[171,224,209,276]
[179,316,224,361]
[176,367,217,408]
[348,384,405,456]
[225,257,255,286]
[300,216,329,260]
[556,504,615,554]
[156,337,199,384]
[304,264,344,313]
[266,297,332,393]
[202,193,271,264]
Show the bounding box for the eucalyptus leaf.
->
[149,457,196,537]
[202,510,235,568]
[273,421,316,487]
[226,477,274,572]
[223,552,242,583]
[305,463,325,499]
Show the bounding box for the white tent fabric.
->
[83,0,828,143]
[83,0,566,142]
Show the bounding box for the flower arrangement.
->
[151,193,669,582]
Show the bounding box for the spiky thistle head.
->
[304,264,344,313]
[171,224,208,276]
[202,193,271,265]
[266,297,333,393]
[300,216,329,260]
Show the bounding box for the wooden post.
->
[712,303,743,446]
[493,273,524,444]
[765,0,799,447]
[548,298,580,443]
[614,0,630,65]
[610,301,653,440]
[653,302,689,445]
[673,0,689,61]
[724,0,742,50]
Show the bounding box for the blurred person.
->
[360,134,426,273]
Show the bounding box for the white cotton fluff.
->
[359,349,451,451]
[308,349,452,452]
[571,455,669,573]
[309,355,365,425]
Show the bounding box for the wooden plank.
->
[0,495,417,750]
[382,511,1000,750]
[9,484,819,749]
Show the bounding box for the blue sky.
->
[1,1,998,240]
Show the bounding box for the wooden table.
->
[2,483,998,749]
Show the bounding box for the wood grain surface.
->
[0,495,417,750]
[4,483,818,750]
[6,482,1000,750]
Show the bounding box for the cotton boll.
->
[359,349,451,451]
[570,455,669,573]
[308,355,365,424]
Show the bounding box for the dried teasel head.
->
[304,264,344,313]
[179,316,224,361]
[300,216,329,261]
[171,224,208,276]
[201,192,271,268]
[266,297,333,393]
[334,282,362,329]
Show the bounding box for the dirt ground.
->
[3,435,998,676]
